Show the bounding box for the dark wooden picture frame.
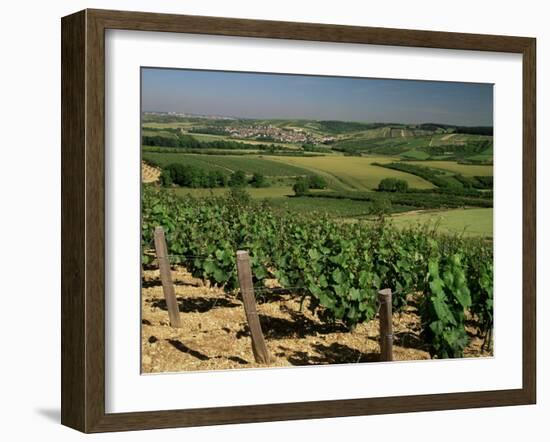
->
[61,8,536,433]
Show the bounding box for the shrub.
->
[229,170,247,187]
[160,169,173,186]
[292,174,327,195]
[293,178,309,196]
[378,178,409,192]
[250,172,268,188]
[163,163,228,188]
[371,198,392,214]
[307,175,328,189]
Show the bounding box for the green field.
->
[332,131,493,162]
[143,152,311,176]
[175,190,380,218]
[400,149,431,160]
[267,155,435,191]
[143,122,196,130]
[429,133,492,146]
[185,133,235,142]
[269,196,378,217]
[408,161,493,177]
[172,186,293,199]
[390,208,493,237]
[142,129,179,139]
[172,187,381,218]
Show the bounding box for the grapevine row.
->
[142,185,493,359]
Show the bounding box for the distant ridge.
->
[142,111,493,131]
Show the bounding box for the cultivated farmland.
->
[267,155,435,191]
[141,115,494,235]
[407,160,494,177]
[143,152,313,176]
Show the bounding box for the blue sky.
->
[141,68,493,126]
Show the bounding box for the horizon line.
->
[141,110,494,128]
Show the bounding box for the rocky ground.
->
[141,264,492,373]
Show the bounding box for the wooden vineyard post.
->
[378,288,394,362]
[236,250,272,364]
[153,227,182,328]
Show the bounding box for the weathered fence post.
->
[378,288,393,361]
[153,227,182,328]
[236,250,272,364]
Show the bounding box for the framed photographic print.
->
[61,9,536,433]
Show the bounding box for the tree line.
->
[160,163,268,189]
[142,132,290,152]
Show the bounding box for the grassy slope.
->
[430,133,493,145]
[407,161,493,177]
[142,152,311,176]
[390,208,493,237]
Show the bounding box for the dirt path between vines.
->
[141,265,491,373]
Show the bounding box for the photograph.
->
[139,68,494,373]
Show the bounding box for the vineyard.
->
[142,185,493,362]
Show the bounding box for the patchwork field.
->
[267,155,435,191]
[141,116,493,237]
[144,152,437,191]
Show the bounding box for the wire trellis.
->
[251,286,305,293]
[167,254,217,261]
[148,240,403,329]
